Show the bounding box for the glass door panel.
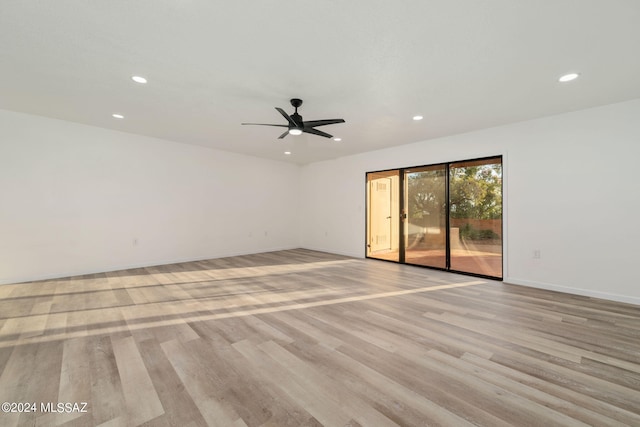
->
[403,165,447,268]
[449,158,502,278]
[367,170,400,262]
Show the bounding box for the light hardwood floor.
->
[1,249,639,426]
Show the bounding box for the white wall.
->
[299,99,640,305]
[3,101,640,304]
[0,110,300,284]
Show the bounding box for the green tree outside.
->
[406,162,502,241]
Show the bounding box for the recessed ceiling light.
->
[558,73,579,83]
[333,137,342,142]
[131,75,148,84]
[413,115,424,121]
[112,113,124,119]
[284,151,291,155]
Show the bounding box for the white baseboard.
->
[505,276,640,306]
[0,245,299,285]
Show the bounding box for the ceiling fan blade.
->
[302,127,333,139]
[302,119,345,128]
[241,123,288,127]
[278,130,289,139]
[275,107,298,127]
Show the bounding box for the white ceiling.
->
[2,1,639,165]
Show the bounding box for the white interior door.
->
[370,178,392,252]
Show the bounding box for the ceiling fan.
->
[242,98,345,139]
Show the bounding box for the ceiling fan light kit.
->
[242,98,345,139]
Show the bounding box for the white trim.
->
[505,277,640,306]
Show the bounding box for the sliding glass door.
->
[403,165,447,268]
[366,156,502,280]
[449,158,502,277]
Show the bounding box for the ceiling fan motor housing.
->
[290,114,303,128]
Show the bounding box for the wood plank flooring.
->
[1,249,639,426]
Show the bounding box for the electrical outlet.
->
[133,238,139,246]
